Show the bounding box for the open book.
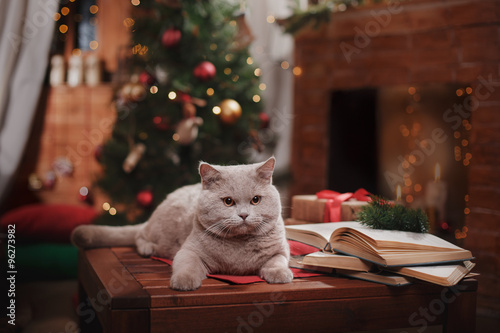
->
[387,261,475,287]
[285,222,474,267]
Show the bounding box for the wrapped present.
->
[291,189,371,223]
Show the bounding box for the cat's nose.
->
[239,213,249,221]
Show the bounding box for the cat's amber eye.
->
[223,197,235,207]
[251,196,261,205]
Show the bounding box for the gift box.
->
[291,189,371,223]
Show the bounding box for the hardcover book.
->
[285,221,474,267]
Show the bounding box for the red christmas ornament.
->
[153,116,170,131]
[94,144,104,162]
[259,112,270,129]
[139,71,156,86]
[193,61,216,81]
[162,28,181,48]
[137,189,154,207]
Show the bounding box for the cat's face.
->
[196,158,282,238]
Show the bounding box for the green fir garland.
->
[357,196,429,233]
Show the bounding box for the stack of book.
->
[286,221,476,287]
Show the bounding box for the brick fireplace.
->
[291,0,500,315]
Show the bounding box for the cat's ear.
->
[256,157,275,184]
[199,162,221,189]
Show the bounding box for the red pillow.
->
[0,204,97,243]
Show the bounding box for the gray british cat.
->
[71,157,293,291]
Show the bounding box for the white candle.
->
[425,163,448,221]
[395,184,402,205]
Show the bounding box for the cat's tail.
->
[71,223,144,249]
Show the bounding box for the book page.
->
[397,261,474,278]
[344,226,467,251]
[286,222,360,244]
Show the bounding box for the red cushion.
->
[0,204,97,243]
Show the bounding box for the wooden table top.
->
[79,247,478,333]
[80,246,478,308]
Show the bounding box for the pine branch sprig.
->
[357,195,429,233]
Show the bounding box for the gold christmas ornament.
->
[218,99,242,124]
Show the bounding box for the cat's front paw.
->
[170,272,203,291]
[261,267,293,284]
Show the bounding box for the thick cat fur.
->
[71,157,293,290]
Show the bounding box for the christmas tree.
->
[95,0,267,225]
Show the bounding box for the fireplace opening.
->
[329,84,470,237]
[329,88,378,194]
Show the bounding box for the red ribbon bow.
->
[316,188,371,222]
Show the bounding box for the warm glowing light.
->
[54,13,61,21]
[461,139,469,147]
[454,131,461,139]
[72,49,81,56]
[232,75,239,82]
[253,95,261,103]
[225,54,233,62]
[172,133,180,141]
[123,18,135,28]
[434,163,441,182]
[61,7,70,16]
[150,86,158,94]
[168,91,177,100]
[408,86,416,95]
[131,0,140,6]
[414,184,422,192]
[229,20,237,27]
[210,43,217,51]
[109,207,117,215]
[89,40,98,50]
[212,106,221,115]
[247,57,254,65]
[224,68,232,75]
[102,202,111,211]
[79,187,89,196]
[206,88,214,96]
[254,68,262,77]
[464,208,470,215]
[59,24,69,34]
[456,89,464,96]
[406,195,414,204]
[90,5,99,14]
[466,87,473,94]
[281,61,290,70]
[293,66,302,76]
[404,178,412,186]
[396,185,402,201]
[259,83,266,91]
[464,194,469,202]
[132,44,148,55]
[408,154,417,164]
[267,15,275,24]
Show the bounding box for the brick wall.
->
[292,0,500,315]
